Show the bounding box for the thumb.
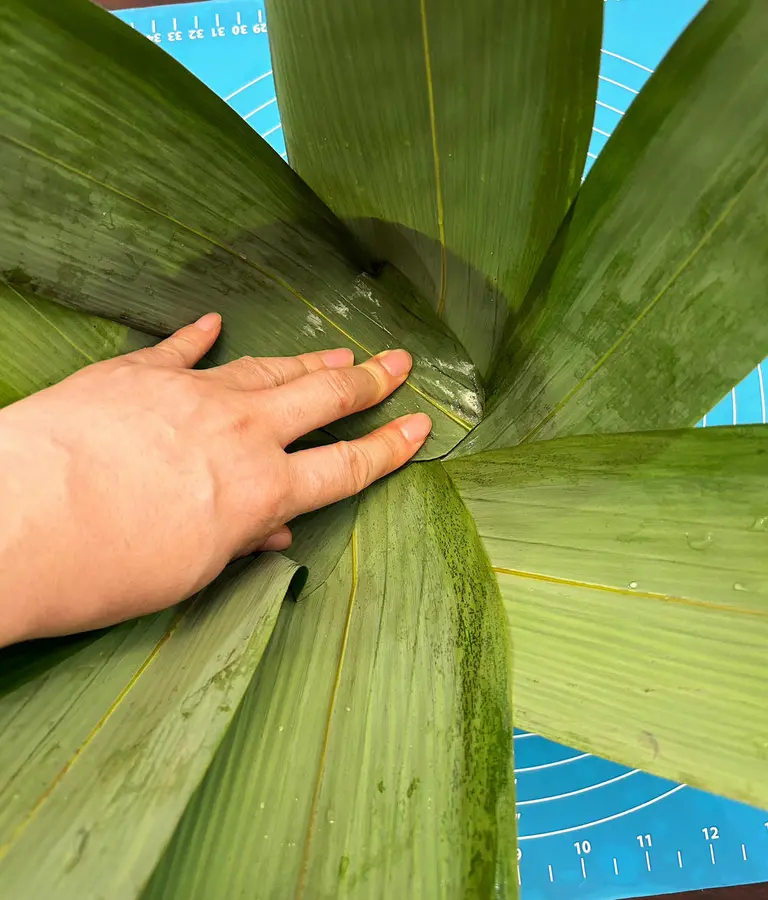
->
[127,313,222,368]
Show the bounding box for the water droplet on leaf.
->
[685,531,713,551]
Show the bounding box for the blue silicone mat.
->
[112,2,768,897]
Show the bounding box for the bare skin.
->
[0,313,431,647]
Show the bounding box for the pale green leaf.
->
[0,0,483,459]
[143,465,515,900]
[446,427,768,805]
[0,553,302,899]
[0,282,153,409]
[267,0,602,376]
[462,0,768,454]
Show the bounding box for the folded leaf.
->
[0,553,302,899]
[0,0,482,458]
[462,0,768,454]
[446,427,768,806]
[0,282,153,408]
[286,496,358,597]
[143,465,515,899]
[267,0,602,377]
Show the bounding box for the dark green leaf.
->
[0,0,482,458]
[462,0,768,454]
[144,465,515,899]
[266,0,602,376]
[446,427,768,805]
[0,554,302,898]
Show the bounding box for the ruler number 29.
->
[702,826,720,841]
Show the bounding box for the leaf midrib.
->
[418,0,447,316]
[493,565,768,619]
[2,133,471,430]
[295,528,359,899]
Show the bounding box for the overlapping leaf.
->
[0,282,153,409]
[462,0,768,454]
[446,427,768,806]
[267,0,602,376]
[143,465,515,900]
[0,0,483,458]
[0,554,302,899]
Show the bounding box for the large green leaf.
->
[462,0,768,454]
[446,427,768,806]
[266,0,602,377]
[0,282,153,409]
[143,465,515,899]
[0,553,302,899]
[0,0,483,459]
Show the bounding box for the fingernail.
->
[377,349,412,378]
[320,347,355,368]
[398,413,432,444]
[195,312,222,333]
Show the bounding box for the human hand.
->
[0,313,431,645]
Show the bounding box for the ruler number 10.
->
[702,826,720,841]
[637,834,653,848]
[573,840,591,855]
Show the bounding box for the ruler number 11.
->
[637,834,652,848]
[702,826,720,841]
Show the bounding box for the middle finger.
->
[265,349,413,446]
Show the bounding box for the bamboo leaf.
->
[143,465,515,900]
[266,0,602,376]
[446,427,768,806]
[287,496,359,597]
[462,0,768,454]
[0,0,483,459]
[0,282,153,409]
[0,553,303,899]
[0,630,106,699]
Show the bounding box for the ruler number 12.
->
[702,826,720,841]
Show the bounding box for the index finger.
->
[284,413,432,519]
